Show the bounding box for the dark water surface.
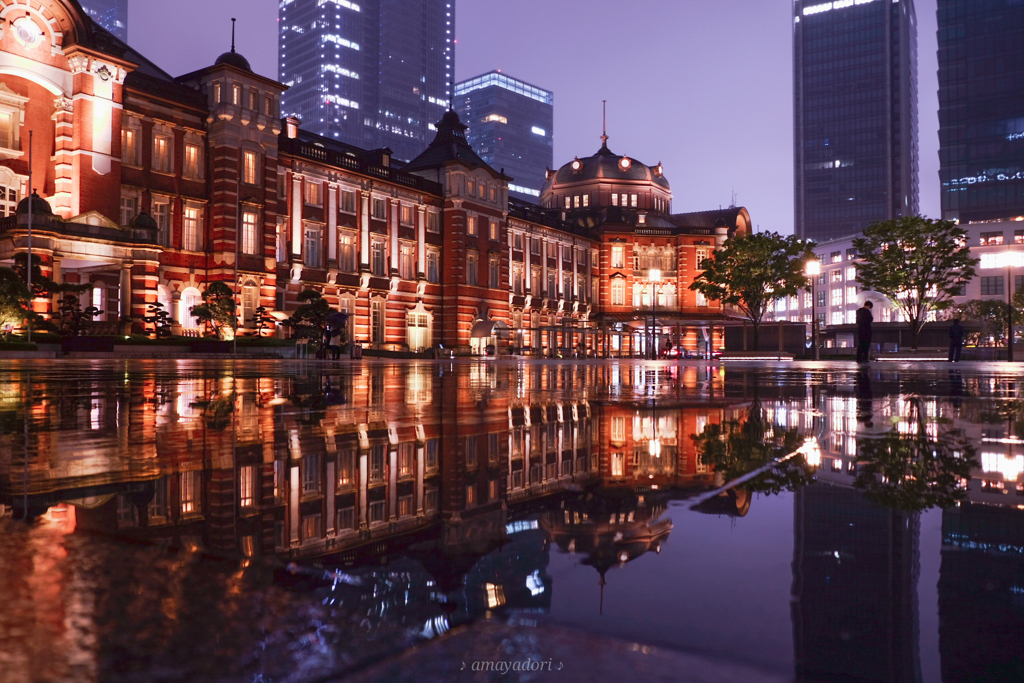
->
[0,359,1022,683]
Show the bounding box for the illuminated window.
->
[611,193,618,206]
[565,196,571,209]
[426,211,439,233]
[467,215,477,236]
[631,194,638,207]
[232,84,241,106]
[153,133,172,173]
[831,288,843,306]
[489,256,500,288]
[248,89,258,111]
[980,231,1004,246]
[830,251,842,263]
[696,248,708,269]
[484,113,507,124]
[180,471,201,515]
[371,240,386,276]
[467,252,479,286]
[212,82,221,103]
[573,195,580,208]
[845,266,856,281]
[371,197,386,219]
[400,243,415,279]
[695,290,708,307]
[1015,230,1024,245]
[152,198,170,246]
[831,269,843,283]
[304,225,321,267]
[121,127,139,166]
[400,204,413,225]
[371,300,384,343]
[242,211,258,255]
[467,179,475,195]
[611,279,625,305]
[305,181,322,205]
[846,286,857,301]
[239,465,256,507]
[243,151,258,185]
[339,232,357,272]
[611,245,625,269]
[184,143,201,179]
[338,190,356,214]
[489,218,498,241]
[427,248,439,283]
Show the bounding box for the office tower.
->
[793,0,919,243]
[792,484,921,682]
[80,0,127,41]
[938,0,1024,222]
[455,71,553,201]
[278,0,454,163]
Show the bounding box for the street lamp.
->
[982,252,1024,362]
[647,267,662,359]
[805,259,821,360]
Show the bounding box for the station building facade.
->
[0,0,749,356]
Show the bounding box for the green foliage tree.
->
[284,290,332,356]
[57,294,102,336]
[142,301,174,340]
[689,232,816,350]
[852,216,978,350]
[252,305,274,337]
[691,404,816,497]
[951,299,1022,346]
[190,281,237,340]
[0,266,32,338]
[852,398,978,511]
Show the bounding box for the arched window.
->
[179,286,202,330]
[406,303,432,352]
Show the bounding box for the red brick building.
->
[0,0,749,354]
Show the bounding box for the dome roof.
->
[215,49,251,72]
[544,142,670,192]
[129,211,158,231]
[16,191,52,216]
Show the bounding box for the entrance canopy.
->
[471,319,510,338]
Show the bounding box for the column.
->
[388,447,398,520]
[289,465,300,545]
[326,458,336,535]
[359,191,370,268]
[390,199,399,275]
[572,244,578,302]
[327,184,338,262]
[290,175,302,257]
[119,265,131,320]
[358,451,368,529]
[416,444,425,515]
[417,206,426,278]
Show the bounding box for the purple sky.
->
[131,0,941,235]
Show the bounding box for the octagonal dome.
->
[543,142,670,194]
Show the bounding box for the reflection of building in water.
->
[792,484,921,683]
[939,504,1024,683]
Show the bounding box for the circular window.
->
[12,17,44,48]
[571,158,582,171]
[619,157,631,171]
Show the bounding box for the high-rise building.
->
[792,484,921,683]
[937,0,1024,222]
[79,0,127,41]
[793,0,919,243]
[278,0,454,163]
[455,71,553,201]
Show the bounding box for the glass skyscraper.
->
[455,72,553,201]
[80,0,127,41]
[278,0,453,164]
[938,0,1024,222]
[793,0,919,243]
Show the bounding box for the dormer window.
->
[619,157,631,171]
[571,158,582,172]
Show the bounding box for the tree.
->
[951,299,1022,346]
[57,294,102,336]
[142,301,174,340]
[0,267,32,338]
[689,231,816,350]
[852,216,978,350]
[852,397,978,511]
[285,290,332,356]
[252,305,274,337]
[190,281,237,340]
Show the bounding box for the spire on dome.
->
[600,100,609,149]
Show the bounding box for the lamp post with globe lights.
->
[805,258,821,360]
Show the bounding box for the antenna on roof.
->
[600,100,609,148]
[730,189,737,208]
[230,17,236,53]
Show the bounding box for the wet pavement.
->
[0,358,1022,682]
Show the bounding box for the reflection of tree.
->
[691,404,815,497]
[192,392,235,431]
[853,398,978,511]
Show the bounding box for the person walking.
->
[948,318,965,362]
[856,301,874,363]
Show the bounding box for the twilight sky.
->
[131,0,941,235]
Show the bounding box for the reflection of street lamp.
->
[800,436,822,470]
[983,252,1024,361]
[647,268,662,359]
[805,259,821,360]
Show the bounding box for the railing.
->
[280,138,443,195]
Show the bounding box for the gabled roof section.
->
[670,207,750,233]
[402,109,501,177]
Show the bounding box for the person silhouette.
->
[856,301,874,363]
